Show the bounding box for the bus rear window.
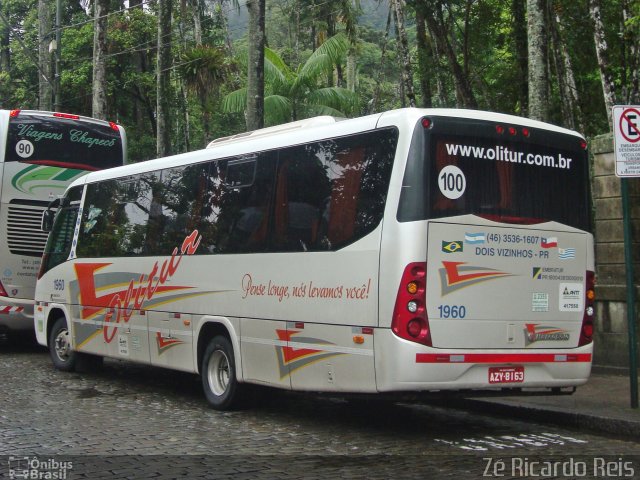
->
[5,113,123,170]
[398,118,591,232]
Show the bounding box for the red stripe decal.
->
[0,306,24,314]
[416,353,592,364]
[22,160,98,171]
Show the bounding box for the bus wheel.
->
[49,317,77,372]
[202,335,241,410]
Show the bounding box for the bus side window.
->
[216,153,276,254]
[116,174,153,256]
[324,146,366,248]
[77,182,116,258]
[273,147,328,252]
[77,175,153,258]
[272,130,396,252]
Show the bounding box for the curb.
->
[440,398,640,441]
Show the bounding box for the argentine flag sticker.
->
[464,232,486,244]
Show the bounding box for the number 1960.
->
[438,305,466,318]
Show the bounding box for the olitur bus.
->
[0,110,126,336]
[34,108,594,410]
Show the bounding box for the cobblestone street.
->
[1,339,639,479]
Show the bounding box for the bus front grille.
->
[7,201,50,257]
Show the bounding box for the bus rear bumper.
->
[374,329,592,393]
[0,297,35,332]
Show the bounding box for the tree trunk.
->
[391,0,415,108]
[415,8,432,108]
[128,0,147,132]
[369,6,392,114]
[341,0,359,93]
[92,0,109,120]
[38,0,53,111]
[191,0,202,46]
[589,0,616,128]
[512,0,528,116]
[0,6,10,73]
[423,3,477,109]
[246,0,265,131]
[346,51,356,92]
[527,0,549,122]
[177,0,190,151]
[622,0,639,104]
[294,0,300,65]
[157,0,173,156]
[180,83,191,151]
[549,3,583,131]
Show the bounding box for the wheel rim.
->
[54,328,71,362]
[207,349,230,397]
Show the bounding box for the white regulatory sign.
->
[438,165,466,200]
[612,105,640,177]
[15,139,34,158]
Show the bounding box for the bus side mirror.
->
[41,210,54,232]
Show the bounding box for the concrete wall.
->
[591,133,640,369]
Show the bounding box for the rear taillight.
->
[391,263,432,347]
[0,280,7,297]
[579,270,595,346]
[9,109,20,117]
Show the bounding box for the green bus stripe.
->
[16,166,60,190]
[52,168,83,181]
[11,164,40,189]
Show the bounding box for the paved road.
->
[1,337,638,479]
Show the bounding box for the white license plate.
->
[488,366,525,384]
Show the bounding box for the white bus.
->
[0,110,126,336]
[34,108,594,410]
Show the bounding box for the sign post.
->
[612,105,639,409]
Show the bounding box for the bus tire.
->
[201,335,241,410]
[49,317,77,372]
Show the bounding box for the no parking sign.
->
[613,105,640,177]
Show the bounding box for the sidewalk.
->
[450,372,640,440]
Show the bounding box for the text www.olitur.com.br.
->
[445,143,574,170]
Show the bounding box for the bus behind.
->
[0,110,126,336]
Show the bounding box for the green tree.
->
[177,45,233,146]
[222,33,357,126]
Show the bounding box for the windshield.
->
[398,117,591,232]
[39,186,83,277]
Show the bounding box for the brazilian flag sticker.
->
[442,241,463,253]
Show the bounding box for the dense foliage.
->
[0,0,637,162]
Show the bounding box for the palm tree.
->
[177,45,232,145]
[222,33,357,127]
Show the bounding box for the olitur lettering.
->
[76,230,201,343]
